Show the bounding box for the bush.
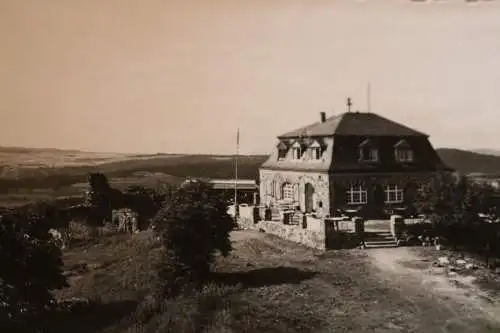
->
[153,181,236,298]
[0,207,68,332]
[417,174,500,257]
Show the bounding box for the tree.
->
[85,173,114,225]
[153,181,236,297]
[418,173,500,252]
[0,206,68,332]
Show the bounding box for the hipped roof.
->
[278,112,428,138]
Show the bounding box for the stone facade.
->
[259,169,330,217]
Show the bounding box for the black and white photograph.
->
[1,0,500,332]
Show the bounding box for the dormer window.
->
[358,139,379,163]
[394,139,414,163]
[291,141,303,160]
[276,141,288,160]
[309,140,323,160]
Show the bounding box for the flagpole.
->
[234,128,239,219]
[367,82,371,112]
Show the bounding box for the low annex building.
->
[259,102,453,219]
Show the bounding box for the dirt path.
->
[367,247,500,332]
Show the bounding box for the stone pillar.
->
[352,216,365,243]
[390,215,405,239]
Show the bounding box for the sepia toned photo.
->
[1,0,500,332]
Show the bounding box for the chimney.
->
[320,112,326,123]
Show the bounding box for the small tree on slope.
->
[153,181,236,298]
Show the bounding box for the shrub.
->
[0,207,68,332]
[417,173,500,256]
[153,181,236,298]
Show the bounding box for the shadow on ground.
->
[211,266,317,288]
[48,299,138,333]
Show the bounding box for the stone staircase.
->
[363,230,398,248]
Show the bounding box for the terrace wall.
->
[234,205,336,250]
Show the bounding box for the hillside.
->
[436,148,500,176]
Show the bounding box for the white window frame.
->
[385,184,404,203]
[291,141,303,160]
[311,147,322,160]
[292,147,301,160]
[282,183,294,202]
[347,185,368,205]
[360,147,379,162]
[395,148,414,162]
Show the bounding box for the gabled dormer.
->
[394,139,414,163]
[358,138,379,163]
[276,141,289,161]
[291,140,306,160]
[309,139,325,161]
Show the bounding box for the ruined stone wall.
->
[259,169,330,217]
[112,208,139,233]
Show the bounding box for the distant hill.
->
[471,149,500,157]
[0,146,83,154]
[436,148,500,176]
[2,145,500,181]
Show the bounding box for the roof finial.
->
[347,97,352,113]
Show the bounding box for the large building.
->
[259,104,452,218]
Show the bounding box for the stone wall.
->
[233,205,363,250]
[238,216,326,250]
[259,169,330,217]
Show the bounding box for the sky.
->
[1,0,500,155]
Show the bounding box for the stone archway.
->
[304,183,315,213]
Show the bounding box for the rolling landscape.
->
[1,145,499,207]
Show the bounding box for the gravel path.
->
[367,247,500,332]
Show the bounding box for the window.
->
[347,185,368,205]
[278,149,287,160]
[394,139,413,162]
[292,147,301,160]
[395,149,413,162]
[282,183,294,201]
[276,141,288,160]
[309,140,323,160]
[311,147,322,160]
[358,139,378,163]
[360,147,379,162]
[417,184,427,198]
[385,184,404,203]
[291,141,303,160]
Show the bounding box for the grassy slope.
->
[53,230,500,333]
